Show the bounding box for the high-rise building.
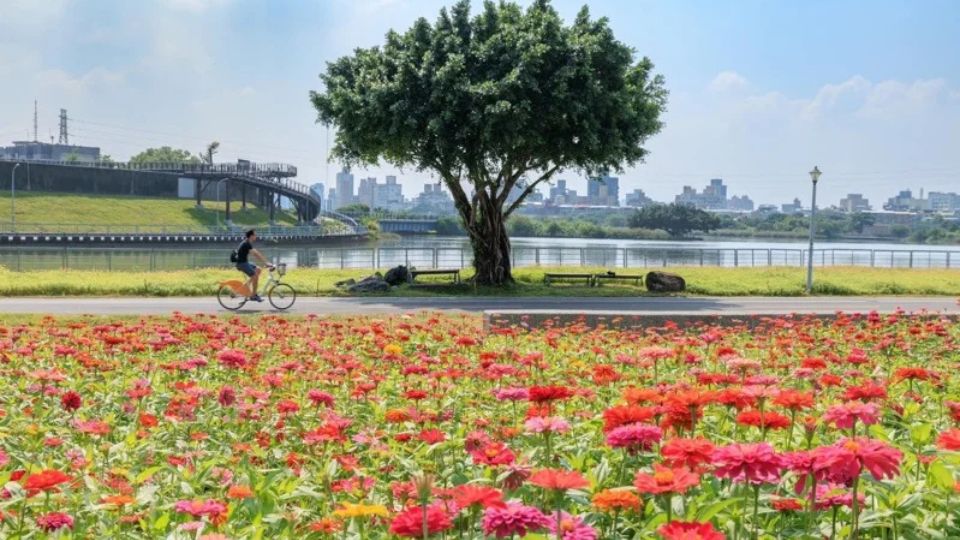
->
[674,178,749,211]
[357,177,377,208]
[309,182,325,210]
[373,175,404,211]
[327,188,338,211]
[586,174,620,206]
[412,182,454,214]
[838,193,872,213]
[928,192,960,213]
[334,167,355,209]
[625,188,653,207]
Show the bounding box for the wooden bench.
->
[544,272,595,286]
[411,268,461,284]
[593,272,643,287]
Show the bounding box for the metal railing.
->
[0,223,359,236]
[1,246,958,272]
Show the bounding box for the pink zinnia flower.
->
[547,511,598,540]
[823,402,879,430]
[494,387,530,401]
[174,499,228,518]
[524,416,570,434]
[216,349,247,368]
[711,443,784,485]
[482,502,551,538]
[810,438,903,484]
[35,512,74,532]
[307,389,335,407]
[814,483,865,510]
[605,423,663,453]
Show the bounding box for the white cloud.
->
[708,71,749,93]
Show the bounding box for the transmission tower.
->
[59,109,69,145]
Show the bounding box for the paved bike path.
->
[0,296,956,316]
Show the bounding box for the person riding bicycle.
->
[235,229,272,302]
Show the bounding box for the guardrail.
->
[0,223,351,236]
[1,246,957,272]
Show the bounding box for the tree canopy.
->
[129,147,200,165]
[311,0,666,284]
[629,203,721,237]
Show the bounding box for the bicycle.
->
[217,263,297,311]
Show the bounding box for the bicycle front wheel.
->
[268,283,297,310]
[217,285,246,311]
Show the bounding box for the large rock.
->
[384,265,411,286]
[646,271,686,293]
[347,275,391,293]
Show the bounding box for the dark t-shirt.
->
[236,241,253,264]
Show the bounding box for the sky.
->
[1,0,959,207]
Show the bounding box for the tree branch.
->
[503,164,562,218]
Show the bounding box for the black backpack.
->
[229,248,239,263]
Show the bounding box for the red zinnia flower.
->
[60,390,82,412]
[658,520,725,540]
[452,485,506,509]
[710,443,784,485]
[735,410,791,431]
[22,470,71,493]
[661,438,716,470]
[389,503,453,538]
[634,465,701,495]
[529,468,589,491]
[528,386,576,403]
[602,405,656,433]
[937,428,960,451]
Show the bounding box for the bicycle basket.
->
[276,263,287,276]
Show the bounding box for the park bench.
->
[410,268,461,284]
[593,272,643,287]
[544,272,595,286]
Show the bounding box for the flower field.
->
[1,312,959,539]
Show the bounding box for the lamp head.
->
[809,166,822,184]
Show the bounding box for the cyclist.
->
[235,229,272,302]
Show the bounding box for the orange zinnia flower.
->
[529,468,589,491]
[633,465,700,495]
[592,489,641,512]
[227,484,254,499]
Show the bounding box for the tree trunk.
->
[461,198,513,286]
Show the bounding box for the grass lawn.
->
[0,191,298,230]
[1,265,959,297]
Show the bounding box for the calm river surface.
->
[2,236,960,271]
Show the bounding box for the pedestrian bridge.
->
[378,219,439,234]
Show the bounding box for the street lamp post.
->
[11,163,20,231]
[806,166,822,294]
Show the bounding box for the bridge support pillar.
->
[269,193,276,224]
[195,178,202,207]
[241,184,247,209]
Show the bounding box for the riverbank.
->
[2,266,959,297]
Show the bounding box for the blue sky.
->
[2,0,958,206]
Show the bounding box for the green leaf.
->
[927,460,955,490]
[909,423,933,445]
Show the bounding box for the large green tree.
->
[629,203,721,237]
[312,0,666,285]
[129,147,200,165]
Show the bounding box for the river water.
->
[2,236,959,271]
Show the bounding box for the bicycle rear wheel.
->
[217,285,247,311]
[268,283,297,310]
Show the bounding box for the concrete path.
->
[0,296,956,316]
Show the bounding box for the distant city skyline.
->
[2,0,958,206]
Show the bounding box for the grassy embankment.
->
[0,191,298,230]
[1,266,959,297]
